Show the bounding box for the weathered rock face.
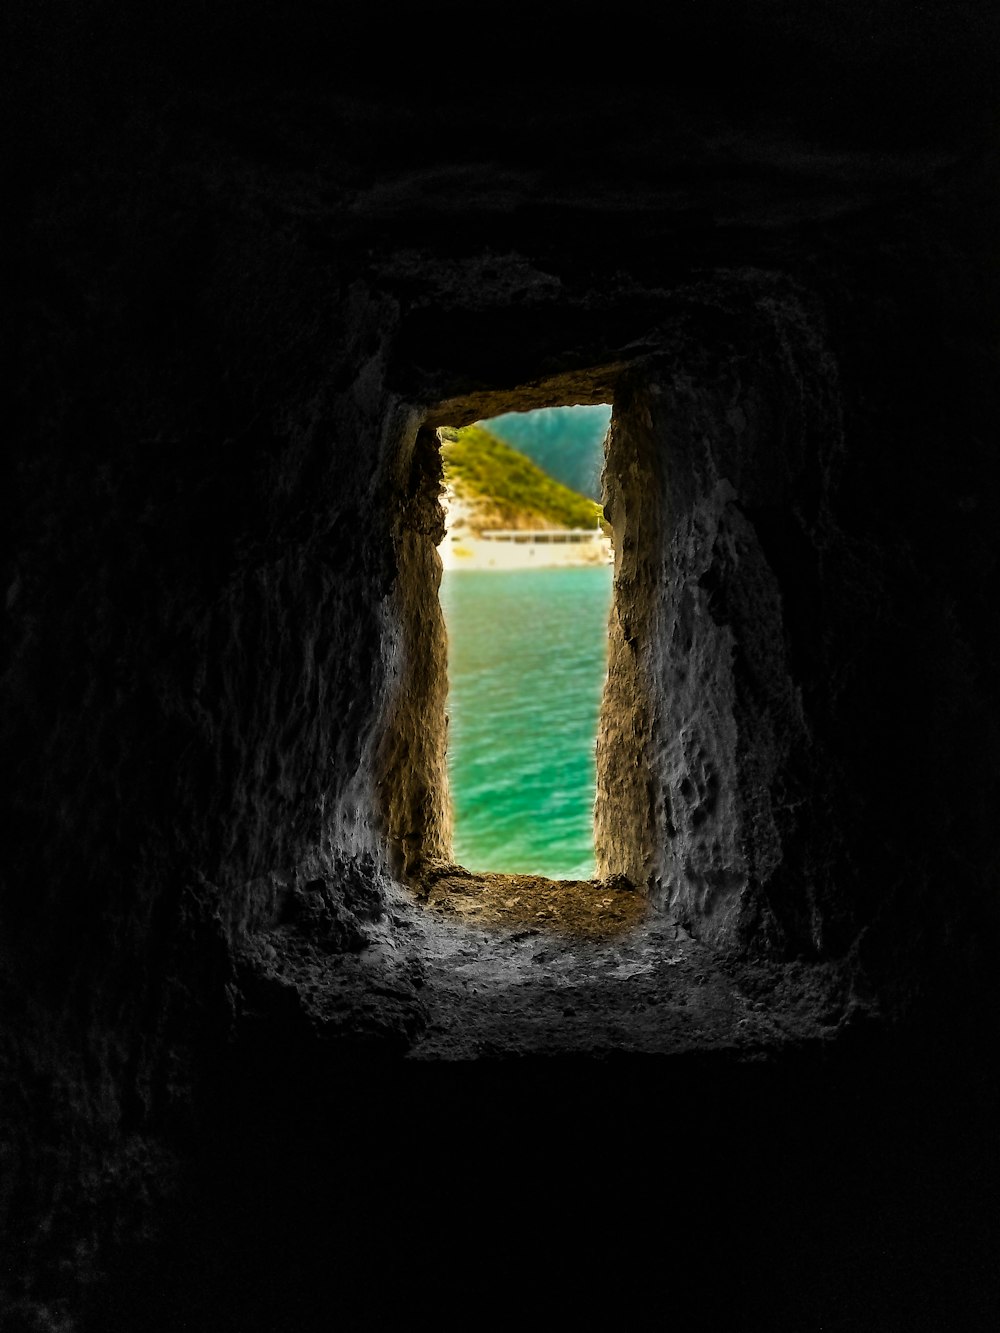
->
[3,248,412,1318]
[4,1,1000,1323]
[378,421,452,876]
[597,278,847,951]
[595,247,1000,967]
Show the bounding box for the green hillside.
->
[440,424,604,531]
[481,404,610,499]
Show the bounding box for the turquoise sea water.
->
[439,565,614,879]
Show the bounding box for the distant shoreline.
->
[438,485,612,570]
[438,532,613,571]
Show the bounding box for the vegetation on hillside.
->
[439,424,604,532]
[481,404,610,500]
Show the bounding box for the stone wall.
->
[378,421,452,876]
[597,277,847,952]
[4,2,1000,1322]
[596,255,1000,968]
[3,147,415,1314]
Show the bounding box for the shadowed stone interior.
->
[4,3,1000,1328]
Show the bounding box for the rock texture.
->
[4,2,1000,1326]
[597,278,847,951]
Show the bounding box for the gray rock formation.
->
[3,2,999,1327]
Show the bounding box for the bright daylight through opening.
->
[437,405,613,879]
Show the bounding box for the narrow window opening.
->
[437,405,613,881]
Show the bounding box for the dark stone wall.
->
[4,110,415,1313]
[596,246,1000,973]
[378,421,452,876]
[598,277,847,946]
[4,1,1000,1323]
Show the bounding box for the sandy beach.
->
[438,487,612,570]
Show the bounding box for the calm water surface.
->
[439,565,613,878]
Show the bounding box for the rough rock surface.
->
[235,876,861,1066]
[597,280,848,950]
[4,3,1000,1327]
